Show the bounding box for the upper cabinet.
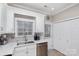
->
[0,4,7,34]
[0,4,2,34]
[35,14,45,33]
[6,6,14,33]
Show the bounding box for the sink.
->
[26,41,34,44]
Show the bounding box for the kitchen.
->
[0,3,53,56]
[0,3,79,56]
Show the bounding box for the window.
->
[44,24,51,37]
[17,21,33,36]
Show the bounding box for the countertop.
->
[0,42,17,56]
[0,39,48,56]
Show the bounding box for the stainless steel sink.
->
[26,41,34,44]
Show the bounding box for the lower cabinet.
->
[28,42,48,56]
[37,42,48,56]
[13,42,48,56]
[13,44,36,56]
[27,44,36,56]
[13,45,27,56]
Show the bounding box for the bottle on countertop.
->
[34,33,40,41]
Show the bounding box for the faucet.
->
[24,32,28,42]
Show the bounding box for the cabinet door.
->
[0,4,2,34]
[13,46,27,56]
[6,6,14,33]
[41,42,48,56]
[36,15,44,33]
[0,4,7,34]
[37,44,42,56]
[37,42,48,56]
[27,44,36,56]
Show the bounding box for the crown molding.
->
[53,3,78,16]
[7,3,48,15]
[7,3,78,16]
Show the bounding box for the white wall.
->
[53,18,79,56]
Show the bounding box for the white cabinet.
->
[36,14,45,33]
[0,3,7,34]
[27,44,36,56]
[6,6,14,33]
[13,44,36,56]
[13,45,27,56]
[0,4,2,34]
[0,4,12,34]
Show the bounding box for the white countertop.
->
[34,39,48,43]
[0,39,48,56]
[0,42,17,56]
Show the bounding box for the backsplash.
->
[6,33,15,42]
[0,33,15,43]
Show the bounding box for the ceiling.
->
[8,3,78,16]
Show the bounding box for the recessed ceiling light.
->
[51,8,55,10]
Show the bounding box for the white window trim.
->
[15,18,35,37]
[44,21,52,38]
